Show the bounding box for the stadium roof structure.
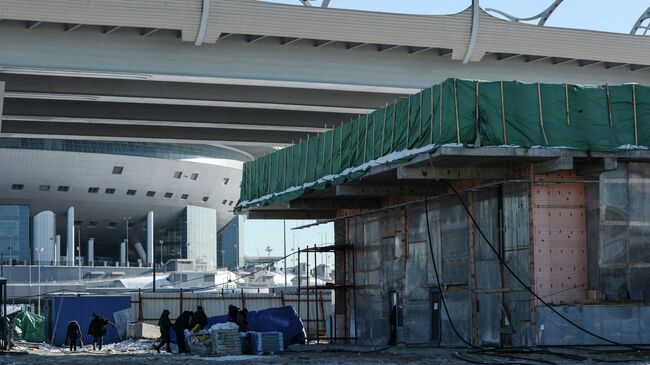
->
[0,0,649,70]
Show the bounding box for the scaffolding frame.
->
[296,244,356,344]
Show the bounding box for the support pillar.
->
[146,211,154,266]
[54,235,60,266]
[66,207,74,266]
[120,240,126,267]
[87,238,94,267]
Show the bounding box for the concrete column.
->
[87,238,94,267]
[54,235,61,266]
[146,211,154,266]
[120,240,126,267]
[66,207,75,266]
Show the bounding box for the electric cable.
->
[440,178,642,351]
[424,191,476,349]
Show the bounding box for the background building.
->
[0,138,247,270]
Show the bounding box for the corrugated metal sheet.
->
[532,172,587,305]
[44,295,131,346]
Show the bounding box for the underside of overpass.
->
[1,1,650,157]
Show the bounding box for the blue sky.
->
[243,0,649,258]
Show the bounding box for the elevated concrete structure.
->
[0,1,649,158]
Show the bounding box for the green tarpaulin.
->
[12,311,45,343]
[236,79,650,210]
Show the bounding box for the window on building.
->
[88,221,98,228]
[202,196,209,202]
[39,185,50,191]
[112,166,124,174]
[88,187,99,193]
[190,173,198,180]
[105,188,116,194]
[58,185,69,192]
[222,178,229,185]
[173,171,182,179]
[74,220,83,226]
[128,222,135,228]
[228,201,234,206]
[107,222,117,229]
[181,194,189,200]
[11,184,24,190]
[221,199,227,205]
[146,191,156,197]
[126,189,137,196]
[164,192,173,198]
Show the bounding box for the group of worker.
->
[154,305,208,353]
[63,305,248,354]
[64,312,115,352]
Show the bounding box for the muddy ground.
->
[3,342,650,364]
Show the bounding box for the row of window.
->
[113,166,204,182]
[11,184,210,202]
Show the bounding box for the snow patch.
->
[617,144,649,150]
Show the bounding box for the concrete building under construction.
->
[238,78,650,347]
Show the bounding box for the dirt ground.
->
[3,342,650,364]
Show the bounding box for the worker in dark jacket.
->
[65,320,82,352]
[190,306,208,330]
[172,311,193,353]
[154,310,173,353]
[88,312,114,351]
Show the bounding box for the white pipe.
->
[195,0,211,46]
[134,242,147,263]
[66,207,75,266]
[146,211,154,266]
[462,0,480,64]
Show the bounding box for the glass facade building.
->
[0,205,30,264]
[161,206,217,270]
[217,216,241,270]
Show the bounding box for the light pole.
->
[123,216,131,267]
[283,220,287,289]
[8,235,12,266]
[35,247,44,315]
[159,239,164,267]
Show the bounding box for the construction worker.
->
[154,310,173,353]
[65,320,82,352]
[172,311,193,354]
[88,312,114,351]
[191,306,208,330]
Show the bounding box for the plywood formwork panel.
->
[532,172,587,305]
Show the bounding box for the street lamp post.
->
[35,247,44,315]
[159,239,164,267]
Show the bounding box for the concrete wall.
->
[346,190,532,347]
[338,176,552,347]
[587,162,650,302]
[536,305,650,345]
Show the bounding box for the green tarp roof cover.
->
[236,78,650,210]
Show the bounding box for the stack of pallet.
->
[211,329,242,356]
[249,332,284,355]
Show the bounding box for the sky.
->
[243,0,650,260]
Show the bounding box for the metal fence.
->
[130,289,333,340]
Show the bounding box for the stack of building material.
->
[249,332,284,355]
[211,329,241,356]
